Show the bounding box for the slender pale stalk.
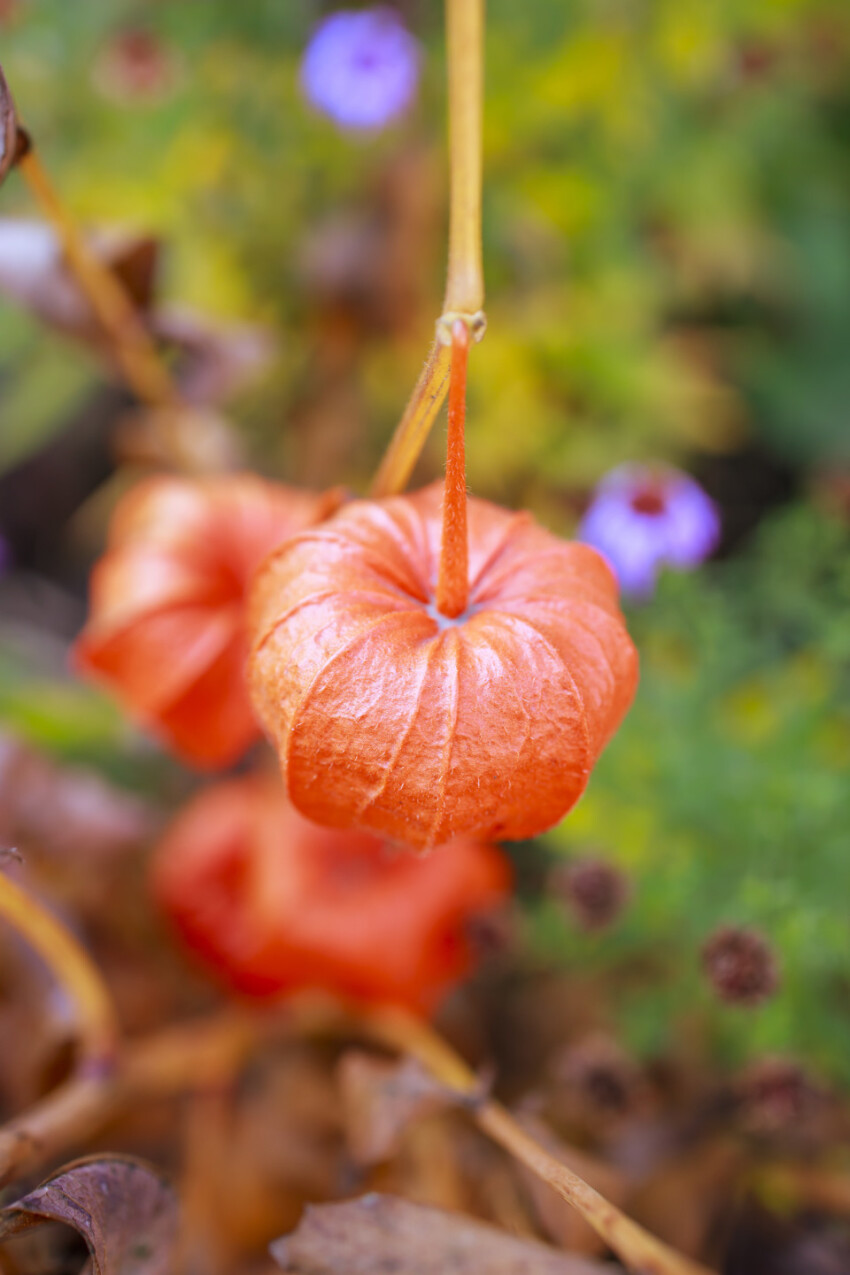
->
[443,0,484,316]
[370,341,452,499]
[435,320,470,617]
[371,0,485,498]
[362,1005,718,1275]
[16,147,179,412]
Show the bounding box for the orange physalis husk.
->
[74,474,344,770]
[152,774,512,1013]
[247,481,639,851]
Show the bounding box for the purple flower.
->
[300,7,421,131]
[578,464,720,600]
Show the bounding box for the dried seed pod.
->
[550,855,631,931]
[248,481,638,851]
[550,1033,643,1121]
[701,925,780,1006]
[735,1057,821,1134]
[92,27,182,105]
[152,774,511,1013]
[75,475,344,770]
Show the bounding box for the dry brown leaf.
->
[338,1051,459,1167]
[628,1137,743,1260]
[0,63,18,187]
[153,307,274,406]
[0,219,271,407]
[0,1154,178,1275]
[0,731,156,863]
[270,1194,612,1275]
[0,220,158,345]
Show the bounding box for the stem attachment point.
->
[436,309,487,346]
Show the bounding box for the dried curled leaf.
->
[0,731,156,861]
[0,1155,178,1275]
[0,62,18,187]
[0,220,272,406]
[0,219,157,345]
[271,1194,610,1275]
[338,1051,458,1165]
[154,306,275,406]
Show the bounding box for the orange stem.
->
[435,320,471,618]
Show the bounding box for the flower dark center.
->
[630,487,666,517]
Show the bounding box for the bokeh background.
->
[0,0,848,1085]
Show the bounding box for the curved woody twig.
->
[0,871,118,1185]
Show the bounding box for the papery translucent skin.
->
[152,774,511,1013]
[74,475,343,769]
[248,483,638,851]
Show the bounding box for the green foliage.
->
[1,0,849,487]
[537,505,850,1080]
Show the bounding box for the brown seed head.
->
[552,1033,641,1118]
[551,855,631,931]
[736,1057,821,1134]
[701,925,779,1007]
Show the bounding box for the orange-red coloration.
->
[435,320,470,619]
[152,774,512,1013]
[74,475,343,769]
[248,483,639,851]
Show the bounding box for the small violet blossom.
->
[300,7,421,131]
[578,464,720,600]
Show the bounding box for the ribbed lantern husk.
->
[75,474,343,769]
[152,773,511,1012]
[248,482,638,851]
